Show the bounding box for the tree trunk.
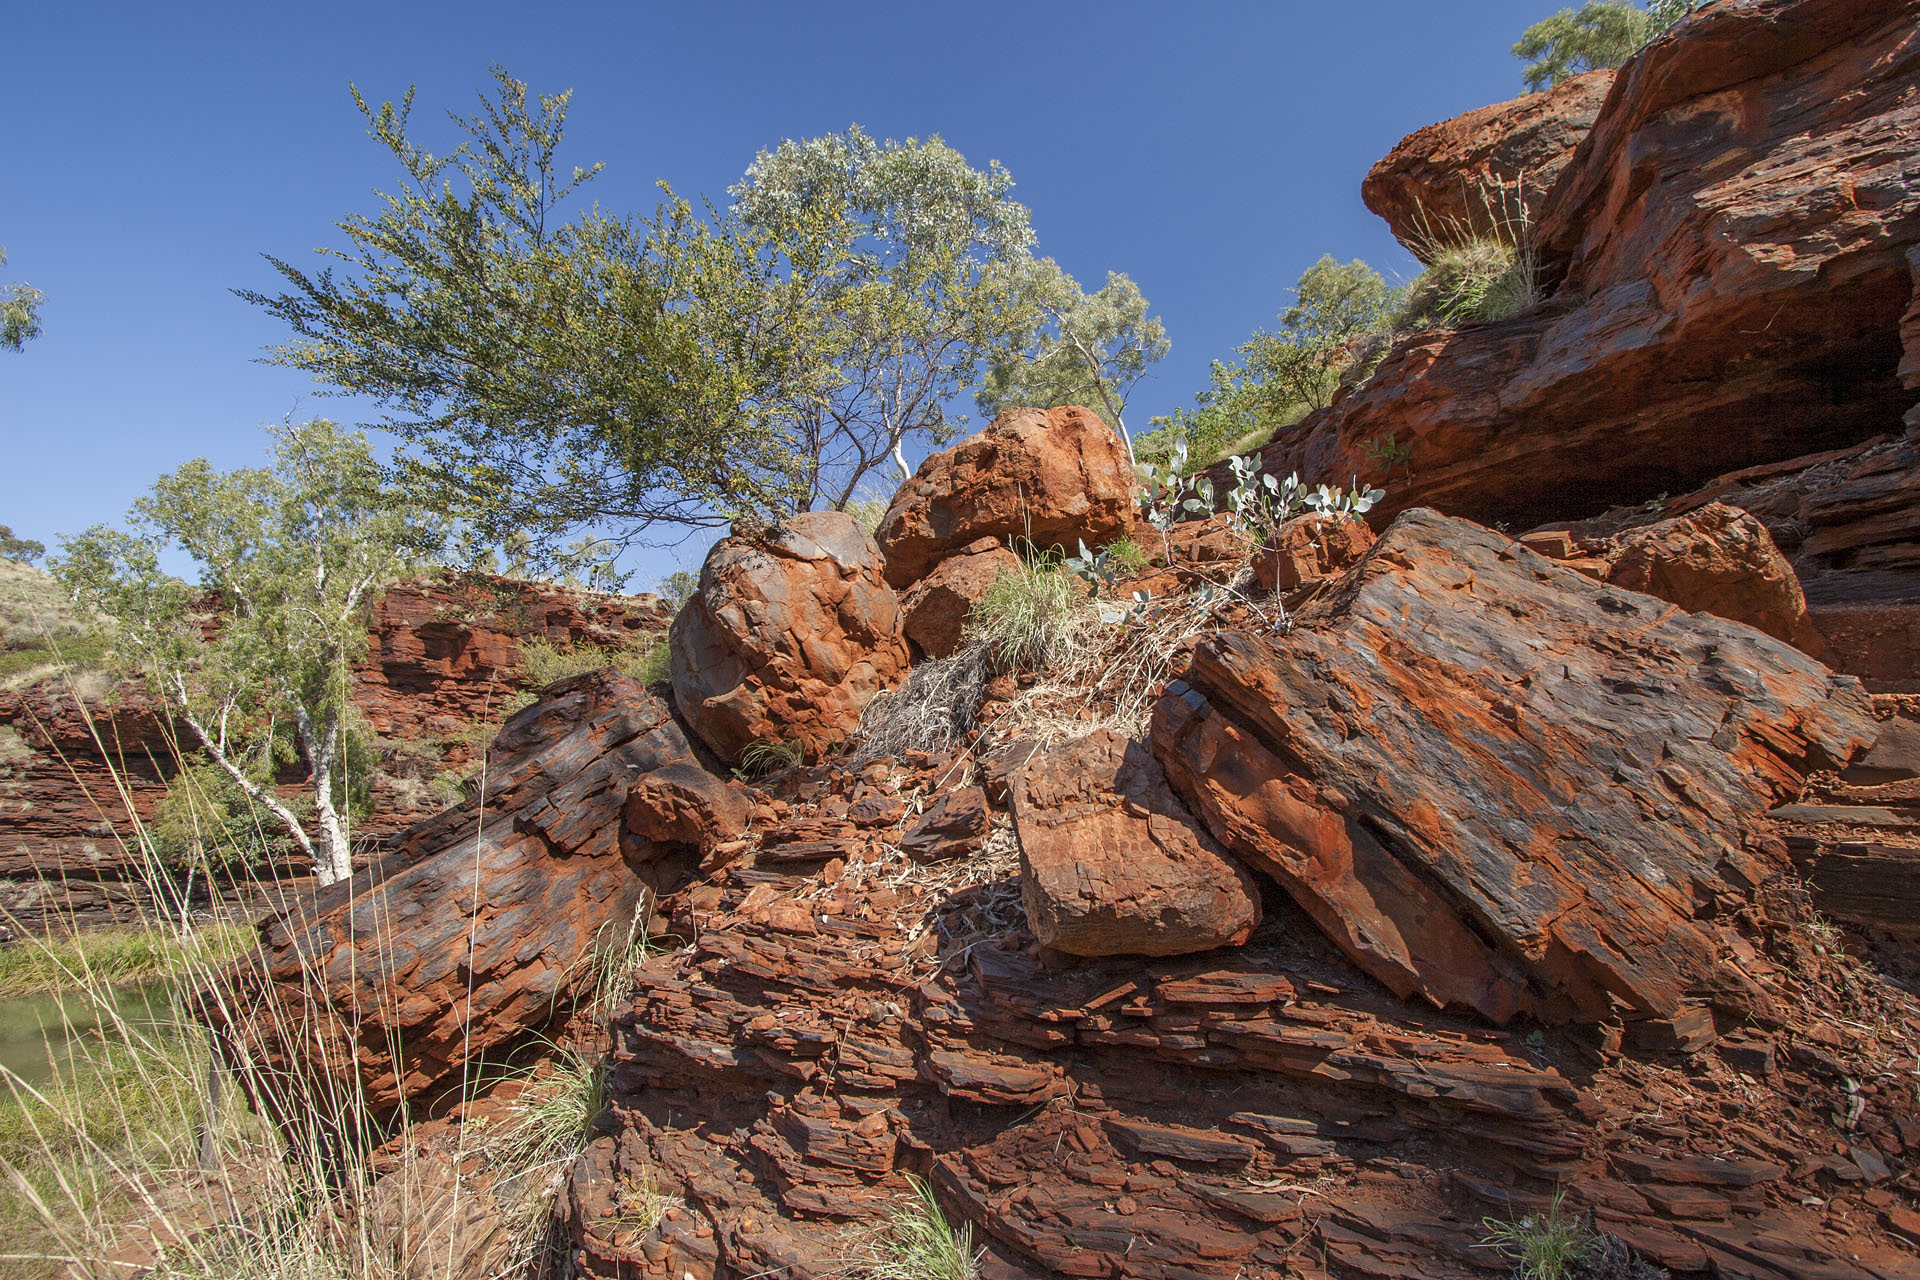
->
[175,693,319,876]
[296,706,355,887]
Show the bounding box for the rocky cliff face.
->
[1261,0,1920,533]
[0,574,671,930]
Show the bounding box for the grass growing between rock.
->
[962,554,1095,674]
[0,923,256,999]
[1478,1189,1599,1280]
[841,1175,981,1280]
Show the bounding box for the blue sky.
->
[2,0,1554,586]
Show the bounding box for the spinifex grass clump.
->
[962,550,1095,674]
[841,1174,982,1280]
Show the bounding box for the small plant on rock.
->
[964,551,1094,673]
[1222,453,1384,547]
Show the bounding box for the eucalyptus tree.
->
[53,421,437,886]
[975,259,1169,465]
[1,247,43,352]
[729,124,1038,505]
[1513,1,1697,91]
[247,73,1050,548]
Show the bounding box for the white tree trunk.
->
[295,705,355,887]
[174,694,318,874]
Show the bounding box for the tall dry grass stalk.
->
[0,641,616,1280]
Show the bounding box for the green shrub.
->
[962,555,1093,673]
[1100,536,1150,574]
[736,738,805,778]
[842,1174,981,1280]
[519,636,668,690]
[1479,1189,1599,1280]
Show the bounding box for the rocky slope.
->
[183,3,1920,1278]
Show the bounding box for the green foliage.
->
[1513,2,1670,91]
[0,527,43,564]
[1479,1190,1600,1280]
[842,1174,982,1280]
[1402,238,1541,327]
[736,738,805,778]
[53,420,435,885]
[963,553,1093,673]
[148,759,286,871]
[1147,257,1392,468]
[1100,536,1150,574]
[1241,256,1397,413]
[655,569,699,612]
[0,249,43,354]
[729,123,1038,506]
[976,259,1169,461]
[248,72,1056,553]
[518,636,668,690]
[242,68,818,564]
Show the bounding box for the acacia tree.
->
[241,68,817,565]
[729,124,1038,506]
[54,421,434,886]
[1,247,44,353]
[974,259,1170,465]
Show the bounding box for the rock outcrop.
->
[1009,730,1260,957]
[1152,509,1875,1025]
[1362,69,1612,256]
[1257,0,1920,531]
[670,511,909,766]
[207,670,709,1125]
[875,406,1135,589]
[898,537,1020,659]
[1251,513,1377,593]
[1600,503,1821,651]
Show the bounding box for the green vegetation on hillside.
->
[54,420,438,887]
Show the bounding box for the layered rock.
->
[875,406,1135,588]
[1550,435,1920,690]
[1151,509,1875,1025]
[1252,513,1377,594]
[897,537,1019,659]
[1362,69,1612,256]
[206,669,710,1125]
[1257,0,1920,530]
[670,511,909,765]
[1600,502,1822,651]
[1009,730,1260,957]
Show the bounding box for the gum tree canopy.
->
[54,421,435,886]
[244,70,1088,559]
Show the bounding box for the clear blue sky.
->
[1,0,1553,586]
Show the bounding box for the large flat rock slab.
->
[1151,509,1876,1024]
[1009,730,1260,958]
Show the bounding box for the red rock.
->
[898,786,989,862]
[623,763,752,855]
[204,669,705,1125]
[1560,434,1920,691]
[1602,502,1822,651]
[1150,509,1876,1023]
[1166,513,1251,566]
[874,406,1135,589]
[670,511,909,765]
[1251,0,1920,531]
[1010,730,1260,958]
[1252,515,1377,594]
[1362,70,1612,258]
[898,537,1020,659]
